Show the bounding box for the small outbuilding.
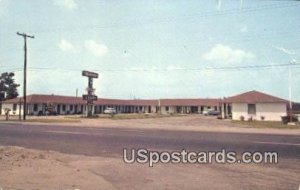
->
[222,90,288,121]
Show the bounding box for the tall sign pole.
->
[17,32,34,120]
[82,70,98,117]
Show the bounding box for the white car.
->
[104,107,117,114]
[202,110,209,116]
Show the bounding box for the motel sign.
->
[82,70,98,117]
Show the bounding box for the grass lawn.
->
[96,113,187,120]
[1,114,186,123]
[0,115,81,123]
[24,118,80,123]
[232,120,300,129]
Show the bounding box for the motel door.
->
[57,105,61,114]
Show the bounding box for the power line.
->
[3,27,300,52]
[24,2,300,33]
[5,62,295,73]
[3,62,300,74]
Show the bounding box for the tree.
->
[0,72,20,100]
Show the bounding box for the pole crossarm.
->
[17,32,35,39]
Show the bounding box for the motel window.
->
[248,104,256,115]
[13,104,17,111]
[70,105,73,111]
[166,106,169,111]
[33,104,38,112]
[62,105,66,111]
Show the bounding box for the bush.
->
[217,115,222,120]
[281,115,299,124]
[38,111,43,116]
[261,116,265,121]
[240,116,245,121]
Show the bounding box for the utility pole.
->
[289,61,292,123]
[288,59,297,123]
[17,32,34,120]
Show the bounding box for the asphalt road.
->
[0,122,299,160]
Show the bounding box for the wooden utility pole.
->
[17,32,34,120]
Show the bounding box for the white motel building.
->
[0,90,292,121]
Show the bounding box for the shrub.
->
[240,116,245,121]
[261,116,265,121]
[281,115,299,124]
[38,111,43,116]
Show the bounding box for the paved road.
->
[0,122,299,160]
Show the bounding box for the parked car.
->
[203,110,209,115]
[203,109,220,116]
[104,107,117,114]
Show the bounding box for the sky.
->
[0,0,300,101]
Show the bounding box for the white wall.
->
[160,106,175,114]
[232,103,287,121]
[1,103,86,116]
[1,103,24,116]
[161,106,194,114]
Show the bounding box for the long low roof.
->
[3,90,290,106]
[3,94,219,106]
[160,98,220,106]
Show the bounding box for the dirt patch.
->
[0,146,114,190]
[0,146,299,190]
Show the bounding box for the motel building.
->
[0,90,291,121]
[158,99,220,114]
[0,95,219,116]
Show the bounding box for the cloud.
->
[240,25,248,33]
[166,65,183,71]
[202,44,255,63]
[54,0,77,10]
[0,0,10,19]
[240,0,243,10]
[274,46,295,55]
[58,39,76,52]
[217,0,222,11]
[85,40,108,57]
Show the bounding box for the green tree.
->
[0,72,20,100]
